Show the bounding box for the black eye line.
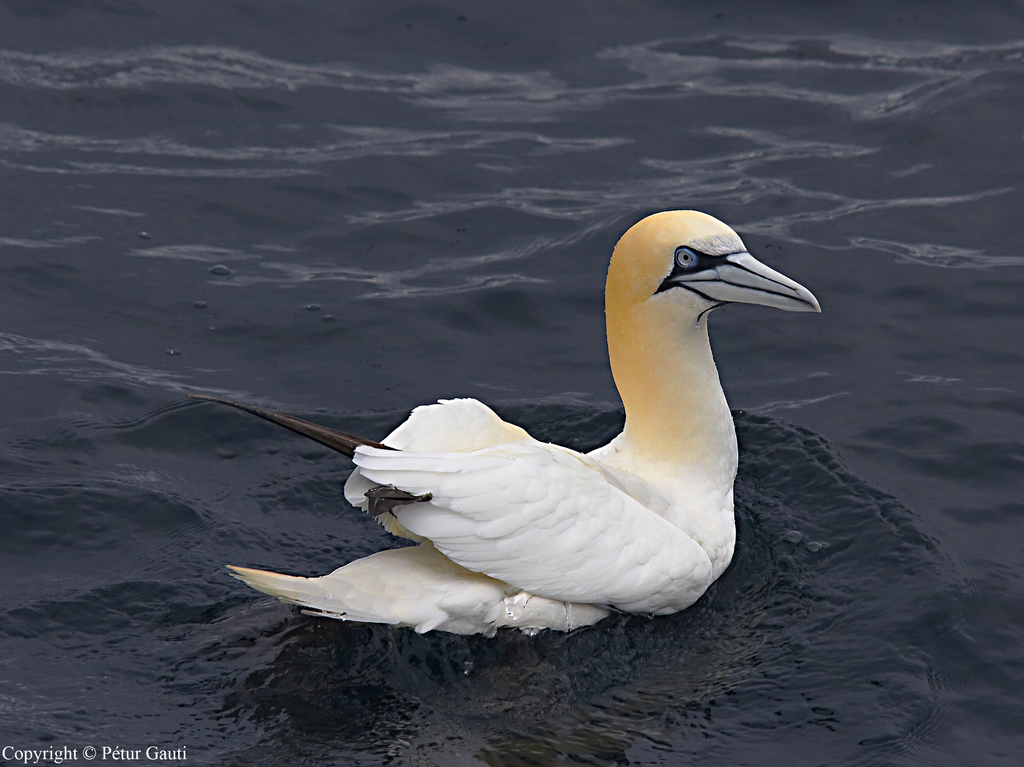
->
[676,247,745,256]
[673,246,749,265]
[656,248,746,297]
[654,248,795,316]
[656,249,713,295]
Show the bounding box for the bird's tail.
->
[228,543,609,636]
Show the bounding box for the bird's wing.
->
[383,398,532,451]
[343,398,531,516]
[352,440,714,614]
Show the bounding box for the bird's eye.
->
[675,247,697,269]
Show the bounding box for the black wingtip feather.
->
[185,393,395,458]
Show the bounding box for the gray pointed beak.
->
[676,252,820,313]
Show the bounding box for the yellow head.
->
[606,210,746,311]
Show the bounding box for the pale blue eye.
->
[675,247,697,269]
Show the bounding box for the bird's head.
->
[607,210,820,319]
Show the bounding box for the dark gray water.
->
[2,1,1022,764]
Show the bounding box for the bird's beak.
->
[673,252,821,313]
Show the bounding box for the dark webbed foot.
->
[365,484,433,517]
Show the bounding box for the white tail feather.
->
[229,543,609,636]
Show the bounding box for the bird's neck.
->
[606,297,737,480]
[599,270,739,579]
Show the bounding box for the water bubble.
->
[305,304,321,311]
[782,531,803,544]
[194,301,207,309]
[208,265,232,276]
[322,314,334,321]
[166,349,180,356]
[138,231,151,240]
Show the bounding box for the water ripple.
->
[130,245,263,264]
[70,205,146,217]
[753,391,851,413]
[600,36,1024,121]
[0,123,628,164]
[346,120,1015,271]
[128,227,594,298]
[0,235,100,248]
[849,238,1024,269]
[0,332,189,391]
[0,45,384,91]
[1,37,1021,123]
[0,158,317,178]
[257,224,600,299]
[346,168,1014,271]
[741,188,1015,240]
[0,122,628,180]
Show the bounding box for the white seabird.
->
[194,210,819,636]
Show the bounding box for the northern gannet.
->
[194,211,819,636]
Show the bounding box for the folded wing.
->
[353,438,714,615]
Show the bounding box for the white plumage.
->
[225,210,820,636]
[349,399,713,613]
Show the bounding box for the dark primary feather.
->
[184,393,395,458]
